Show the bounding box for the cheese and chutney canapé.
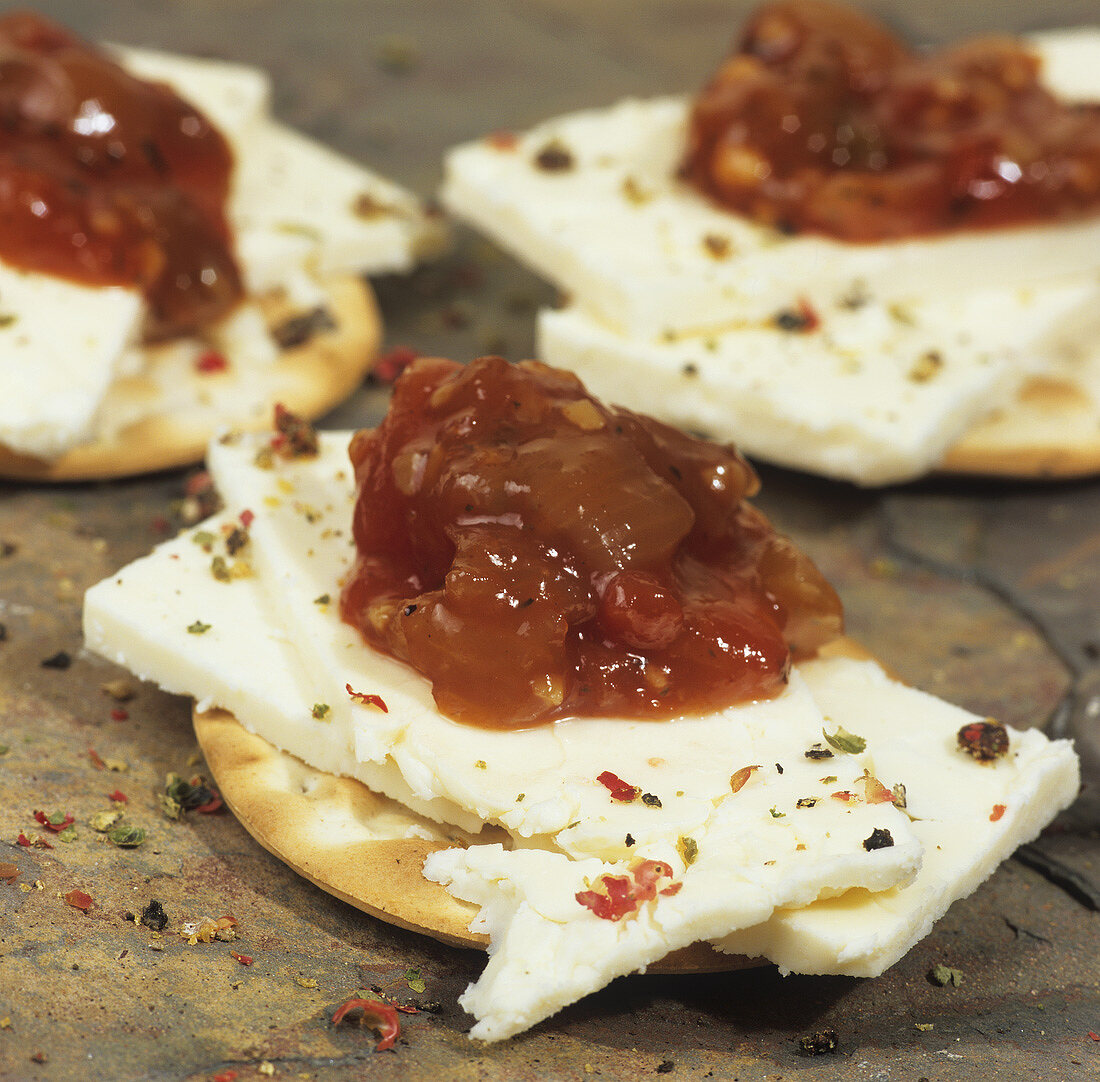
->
[0,10,241,337]
[340,356,842,727]
[683,0,1100,240]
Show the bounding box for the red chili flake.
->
[393,1004,421,1015]
[730,764,762,794]
[957,720,1009,762]
[230,950,253,966]
[238,509,254,529]
[990,804,1007,822]
[861,775,895,805]
[185,470,213,498]
[108,789,128,804]
[212,1071,237,1082]
[88,748,106,770]
[831,791,857,803]
[16,831,51,849]
[195,791,224,814]
[270,403,319,458]
[576,858,680,921]
[195,349,229,374]
[150,514,171,536]
[346,684,389,713]
[796,296,821,332]
[64,888,93,912]
[372,346,419,384]
[487,129,518,151]
[110,707,129,721]
[33,810,74,832]
[596,770,640,803]
[332,997,401,1052]
[1089,1031,1100,1041]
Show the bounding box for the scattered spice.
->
[88,809,124,833]
[863,827,894,851]
[909,349,944,383]
[990,803,1007,822]
[487,130,518,151]
[656,1061,676,1075]
[141,900,169,932]
[161,773,220,818]
[769,806,785,818]
[798,1028,839,1056]
[677,836,698,867]
[312,703,331,721]
[957,720,1009,761]
[230,950,253,966]
[804,743,833,761]
[371,345,419,385]
[774,297,820,333]
[640,792,663,809]
[269,402,320,459]
[892,782,908,809]
[30,1052,47,1065]
[89,748,107,770]
[404,967,426,994]
[109,789,128,803]
[0,744,8,756]
[41,650,71,670]
[929,964,964,987]
[295,976,318,989]
[272,307,337,351]
[109,707,129,721]
[33,810,74,833]
[702,232,731,259]
[108,824,147,848]
[533,140,574,172]
[860,774,896,804]
[64,889,94,912]
[195,349,229,374]
[187,620,212,635]
[575,858,681,921]
[314,593,331,606]
[823,726,867,755]
[101,681,134,703]
[796,797,818,808]
[346,684,389,712]
[212,1071,237,1082]
[16,831,50,849]
[729,764,762,793]
[597,770,640,803]
[332,997,401,1052]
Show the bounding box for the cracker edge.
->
[0,274,382,482]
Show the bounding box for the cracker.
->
[189,639,874,973]
[941,373,1100,478]
[0,274,381,482]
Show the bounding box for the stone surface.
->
[1,2,1099,1080]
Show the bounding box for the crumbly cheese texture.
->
[0,47,444,460]
[441,30,1100,484]
[83,433,1079,1040]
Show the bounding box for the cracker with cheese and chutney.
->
[441,1,1100,485]
[84,357,1078,1040]
[0,12,444,482]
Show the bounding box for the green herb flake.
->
[0,744,9,756]
[89,810,124,833]
[823,726,867,755]
[57,826,77,843]
[821,775,838,784]
[187,620,211,635]
[313,594,331,605]
[929,964,964,987]
[108,824,147,848]
[769,806,785,819]
[192,530,216,552]
[210,556,232,582]
[405,967,426,994]
[677,836,699,866]
[312,703,331,721]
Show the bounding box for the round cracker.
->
[940,373,1100,479]
[0,274,381,483]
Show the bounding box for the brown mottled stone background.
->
[1,2,1098,1080]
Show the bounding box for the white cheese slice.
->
[714,657,1080,976]
[441,31,1100,340]
[538,280,1100,485]
[83,431,1078,1041]
[2,45,442,462]
[0,268,142,458]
